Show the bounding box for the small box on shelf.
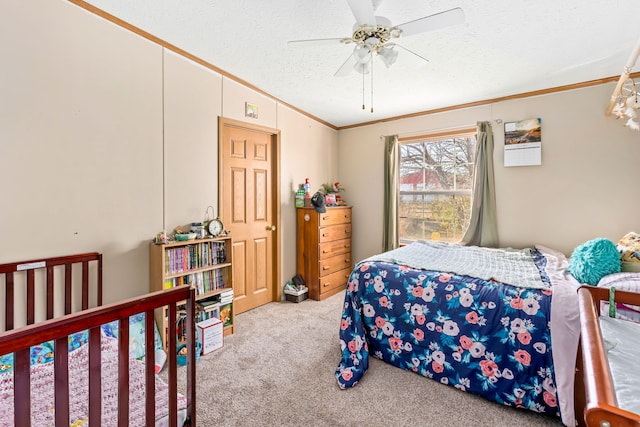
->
[197,317,224,355]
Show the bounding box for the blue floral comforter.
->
[336,248,560,420]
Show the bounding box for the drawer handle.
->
[345,230,350,234]
[323,266,331,270]
[322,249,329,253]
[345,259,350,263]
[322,233,329,237]
[323,282,331,288]
[345,244,351,249]
[322,216,329,220]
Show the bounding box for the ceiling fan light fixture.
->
[379,46,398,67]
[353,45,371,64]
[353,61,370,75]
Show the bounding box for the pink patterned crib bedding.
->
[0,336,186,427]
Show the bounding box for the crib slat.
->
[186,288,197,426]
[54,336,70,426]
[64,264,72,315]
[145,310,156,427]
[82,260,89,310]
[97,254,103,307]
[14,348,30,427]
[26,270,34,325]
[5,272,14,331]
[118,319,130,426]
[46,266,54,320]
[168,303,178,427]
[88,327,102,426]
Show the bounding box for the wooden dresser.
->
[296,206,352,300]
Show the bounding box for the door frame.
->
[218,116,282,304]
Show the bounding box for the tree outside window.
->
[399,131,477,244]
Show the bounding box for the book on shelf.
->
[163,269,228,295]
[219,288,233,305]
[219,303,232,327]
[163,241,228,275]
[197,297,220,319]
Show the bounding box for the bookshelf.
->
[149,236,234,350]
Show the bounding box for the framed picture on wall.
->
[504,117,542,167]
[245,102,258,119]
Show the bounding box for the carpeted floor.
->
[176,291,564,427]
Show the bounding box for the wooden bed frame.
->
[575,285,640,427]
[0,252,197,427]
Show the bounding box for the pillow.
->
[568,238,621,286]
[617,232,640,262]
[617,232,640,272]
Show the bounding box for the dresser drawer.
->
[318,253,352,277]
[319,238,351,260]
[318,268,351,295]
[319,209,352,226]
[319,223,351,243]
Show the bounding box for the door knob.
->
[266,225,276,231]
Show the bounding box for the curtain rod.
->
[380,119,502,139]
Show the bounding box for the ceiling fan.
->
[288,0,466,77]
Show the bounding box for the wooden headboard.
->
[0,252,102,331]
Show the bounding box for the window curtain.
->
[461,121,498,247]
[383,135,399,252]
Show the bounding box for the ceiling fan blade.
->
[346,0,376,26]
[334,54,358,77]
[396,7,465,37]
[288,37,346,46]
[390,44,430,69]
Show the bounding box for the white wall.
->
[0,0,164,304]
[338,84,640,261]
[278,104,339,286]
[0,0,338,304]
[163,50,222,231]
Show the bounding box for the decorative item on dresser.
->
[150,235,234,352]
[296,206,352,300]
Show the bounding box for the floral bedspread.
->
[336,250,560,419]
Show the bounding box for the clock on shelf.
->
[204,205,225,237]
[206,218,224,237]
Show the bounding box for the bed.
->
[336,241,582,426]
[575,282,640,427]
[0,252,197,427]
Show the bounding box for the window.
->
[399,130,477,244]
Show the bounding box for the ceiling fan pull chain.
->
[370,54,374,113]
[362,67,365,110]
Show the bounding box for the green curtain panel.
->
[383,135,399,252]
[462,121,498,247]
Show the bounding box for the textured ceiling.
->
[84,0,639,128]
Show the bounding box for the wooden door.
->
[219,117,280,314]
